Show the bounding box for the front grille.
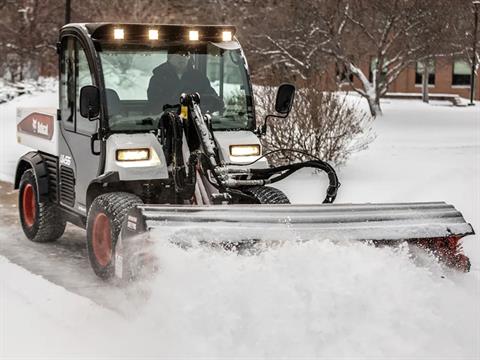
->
[59,166,75,207]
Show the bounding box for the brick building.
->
[345,56,479,100]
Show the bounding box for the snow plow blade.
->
[116,202,474,279]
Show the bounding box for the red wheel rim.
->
[92,213,112,267]
[22,183,36,228]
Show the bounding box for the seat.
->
[105,88,124,117]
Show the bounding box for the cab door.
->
[58,36,100,215]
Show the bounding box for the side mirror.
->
[258,83,296,136]
[80,85,100,120]
[275,83,295,115]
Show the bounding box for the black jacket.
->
[147,61,222,113]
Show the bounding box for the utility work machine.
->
[15,23,474,279]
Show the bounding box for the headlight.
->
[229,144,261,157]
[116,148,150,161]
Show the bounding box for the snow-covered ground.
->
[0,89,479,358]
[0,256,126,358]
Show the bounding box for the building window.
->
[415,60,435,85]
[452,59,471,86]
[335,63,353,83]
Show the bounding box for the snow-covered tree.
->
[0,0,474,112]
[243,0,458,116]
[0,0,62,82]
[322,0,455,116]
[448,1,480,73]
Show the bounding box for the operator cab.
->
[83,23,254,133]
[54,23,265,215]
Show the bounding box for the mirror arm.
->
[88,104,94,119]
[258,113,288,137]
[87,106,100,123]
[90,132,101,155]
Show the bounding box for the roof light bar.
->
[222,31,232,42]
[189,30,199,41]
[113,28,124,40]
[148,29,159,40]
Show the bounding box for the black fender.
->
[85,171,120,211]
[14,152,50,202]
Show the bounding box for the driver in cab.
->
[147,49,223,113]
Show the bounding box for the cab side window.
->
[59,37,97,134]
[75,44,96,134]
[60,38,74,129]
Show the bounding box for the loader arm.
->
[179,93,341,204]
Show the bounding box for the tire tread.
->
[86,192,142,279]
[19,169,66,243]
[243,186,290,204]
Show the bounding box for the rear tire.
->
[18,169,66,242]
[86,192,143,279]
[242,186,290,204]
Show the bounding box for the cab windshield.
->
[98,42,254,132]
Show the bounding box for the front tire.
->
[242,186,290,204]
[86,192,142,279]
[18,169,66,242]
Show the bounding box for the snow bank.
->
[131,240,479,358]
[3,241,477,358]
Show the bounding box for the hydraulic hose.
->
[163,111,197,199]
[250,160,340,203]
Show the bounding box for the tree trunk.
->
[366,94,382,117]
[347,63,382,117]
[422,63,429,103]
